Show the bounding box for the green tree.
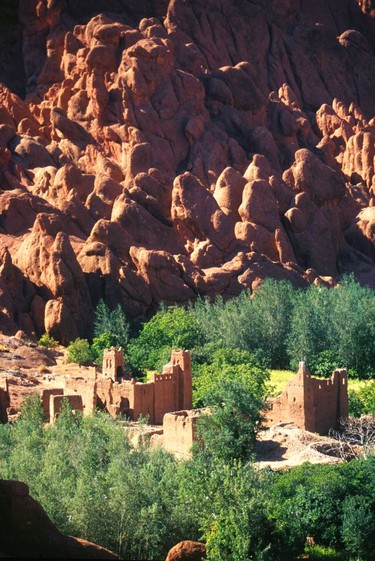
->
[193,347,268,407]
[269,462,350,549]
[66,338,92,365]
[203,461,273,561]
[4,395,46,496]
[196,376,266,462]
[341,496,375,560]
[192,280,294,368]
[36,399,82,532]
[94,299,113,335]
[249,279,295,368]
[192,294,250,351]
[177,455,276,561]
[327,275,375,378]
[127,306,205,372]
[91,332,116,364]
[287,284,333,370]
[94,299,129,349]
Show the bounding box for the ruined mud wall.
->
[266,364,348,434]
[162,409,201,459]
[311,370,349,434]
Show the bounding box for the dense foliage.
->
[64,300,130,365]
[115,275,375,381]
[20,275,375,559]
[65,337,92,365]
[72,275,375,384]
[348,381,375,417]
[1,399,374,560]
[126,305,205,373]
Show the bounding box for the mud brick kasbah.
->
[43,348,192,425]
[1,350,348,458]
[266,361,348,435]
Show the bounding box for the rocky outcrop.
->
[1,1,375,339]
[165,540,206,561]
[0,479,120,558]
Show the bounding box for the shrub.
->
[196,376,266,462]
[348,389,365,417]
[127,306,205,372]
[348,381,375,417]
[358,380,375,414]
[341,496,375,560]
[90,332,116,365]
[193,347,269,407]
[66,338,92,365]
[308,350,341,378]
[38,333,59,348]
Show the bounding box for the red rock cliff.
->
[1,0,375,341]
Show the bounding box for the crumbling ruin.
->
[265,361,348,435]
[151,409,203,460]
[41,348,192,425]
[102,348,129,381]
[1,349,349,458]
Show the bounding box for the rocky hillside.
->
[1,0,375,342]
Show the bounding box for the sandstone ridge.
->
[2,1,375,340]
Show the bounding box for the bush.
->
[358,380,375,414]
[90,332,116,365]
[304,545,342,560]
[127,306,205,372]
[348,381,375,417]
[196,377,265,462]
[308,350,341,378]
[348,389,365,417]
[66,338,92,365]
[193,347,268,407]
[341,496,375,560]
[202,460,274,561]
[38,333,59,348]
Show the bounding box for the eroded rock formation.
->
[1,1,375,340]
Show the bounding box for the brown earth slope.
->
[1,1,375,341]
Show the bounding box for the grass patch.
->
[144,369,157,382]
[267,370,295,396]
[304,545,344,560]
[347,379,369,393]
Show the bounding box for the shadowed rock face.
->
[0,479,120,558]
[1,1,375,341]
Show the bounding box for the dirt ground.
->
[0,332,66,419]
[255,422,343,469]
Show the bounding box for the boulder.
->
[165,541,206,561]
